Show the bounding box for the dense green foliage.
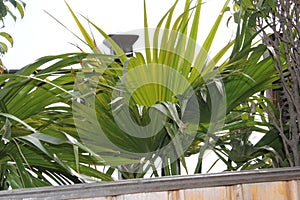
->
[0,0,292,190]
[231,0,300,167]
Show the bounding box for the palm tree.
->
[0,55,125,189]
[0,0,281,190]
[63,0,278,176]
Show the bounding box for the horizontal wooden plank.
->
[183,186,230,200]
[288,180,300,200]
[0,167,300,200]
[242,181,289,200]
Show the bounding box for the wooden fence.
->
[0,167,300,200]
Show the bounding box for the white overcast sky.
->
[2,0,234,71]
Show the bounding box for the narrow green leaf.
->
[152,0,178,63]
[203,40,234,75]
[1,118,11,144]
[65,1,96,50]
[74,145,79,172]
[193,0,230,76]
[0,113,36,133]
[8,153,34,188]
[0,1,7,19]
[182,1,202,77]
[83,17,127,64]
[16,1,25,18]
[143,0,152,63]
[0,42,7,54]
[0,32,14,46]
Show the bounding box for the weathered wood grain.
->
[0,167,299,200]
[242,181,289,200]
[183,186,230,200]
